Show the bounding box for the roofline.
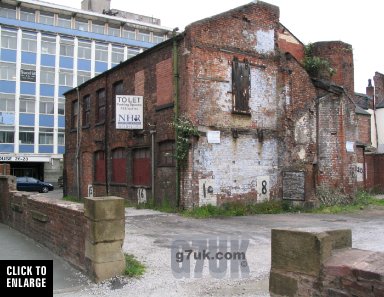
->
[279,22,305,46]
[64,32,185,96]
[10,0,172,31]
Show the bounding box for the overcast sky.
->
[46,0,384,94]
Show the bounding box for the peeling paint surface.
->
[255,29,274,54]
[195,135,278,198]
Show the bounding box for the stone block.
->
[86,219,125,243]
[85,240,124,263]
[271,228,351,277]
[86,257,125,283]
[84,196,125,221]
[269,270,298,297]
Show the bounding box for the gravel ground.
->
[55,205,384,297]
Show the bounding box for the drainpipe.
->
[76,87,81,200]
[172,28,180,207]
[149,125,156,201]
[104,75,109,195]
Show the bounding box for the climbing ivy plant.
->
[303,43,336,78]
[173,117,199,167]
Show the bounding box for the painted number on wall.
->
[257,176,270,203]
[137,188,147,204]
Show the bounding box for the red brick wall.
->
[0,163,10,175]
[156,58,173,106]
[374,72,384,106]
[277,25,304,62]
[357,114,371,145]
[0,177,86,271]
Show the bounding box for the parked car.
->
[58,176,63,187]
[16,177,54,193]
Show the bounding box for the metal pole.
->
[76,87,81,200]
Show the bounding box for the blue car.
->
[16,177,54,193]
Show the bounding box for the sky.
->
[45,0,384,94]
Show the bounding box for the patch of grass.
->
[124,254,146,278]
[62,195,83,203]
[182,200,304,218]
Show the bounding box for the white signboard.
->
[207,131,220,144]
[0,155,50,162]
[137,188,147,204]
[346,141,354,152]
[88,185,94,198]
[116,95,143,130]
[356,163,364,182]
[199,178,217,206]
[257,176,270,203]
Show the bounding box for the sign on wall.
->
[20,69,36,82]
[257,176,270,202]
[207,131,220,144]
[199,178,217,206]
[0,155,50,162]
[116,95,143,130]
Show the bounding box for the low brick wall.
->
[270,228,384,297]
[0,176,125,282]
[0,176,86,271]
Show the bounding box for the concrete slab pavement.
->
[0,223,90,295]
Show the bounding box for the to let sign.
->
[116,95,143,130]
[20,69,36,82]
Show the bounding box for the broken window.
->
[232,57,250,114]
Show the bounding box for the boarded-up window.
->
[94,150,105,183]
[156,58,173,106]
[133,148,150,186]
[112,148,126,183]
[158,141,175,167]
[232,58,250,114]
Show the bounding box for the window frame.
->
[111,147,127,183]
[94,150,106,183]
[232,57,251,115]
[132,148,151,186]
[71,100,78,129]
[82,95,90,127]
[96,88,106,124]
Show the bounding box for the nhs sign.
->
[116,95,143,130]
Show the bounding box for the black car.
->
[16,177,54,193]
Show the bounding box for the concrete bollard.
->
[84,196,125,282]
[269,228,352,297]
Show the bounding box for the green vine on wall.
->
[303,43,336,78]
[173,117,199,167]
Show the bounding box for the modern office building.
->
[0,0,171,182]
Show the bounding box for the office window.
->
[92,22,105,34]
[19,97,35,113]
[153,34,164,44]
[78,41,91,59]
[77,71,91,85]
[132,148,150,186]
[123,27,136,40]
[111,45,124,64]
[39,128,53,144]
[112,80,123,120]
[75,18,88,32]
[40,67,55,84]
[127,48,140,59]
[58,100,65,115]
[95,43,108,62]
[0,128,14,143]
[108,25,120,37]
[41,35,56,54]
[94,151,105,183]
[137,30,150,42]
[71,100,78,129]
[82,95,90,126]
[96,89,106,123]
[59,70,73,86]
[19,127,34,144]
[158,141,175,167]
[60,38,74,57]
[1,29,17,49]
[0,94,15,112]
[112,148,126,183]
[0,62,16,80]
[39,13,54,26]
[232,57,250,114]
[39,98,54,114]
[20,9,35,23]
[58,15,71,28]
[22,32,37,52]
[0,5,16,19]
[58,129,65,145]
